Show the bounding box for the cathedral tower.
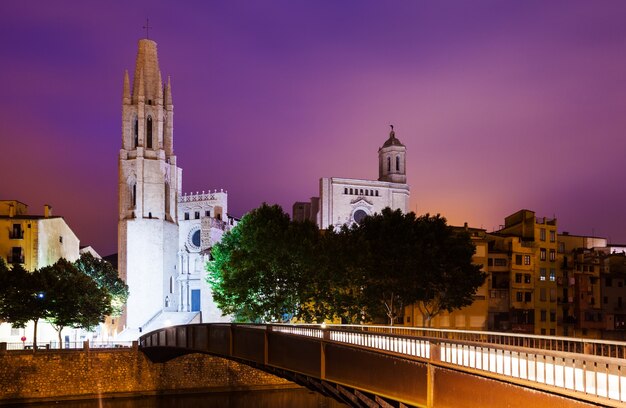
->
[118,39,181,331]
[378,126,407,184]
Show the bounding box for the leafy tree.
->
[345,209,485,326]
[207,203,321,322]
[74,253,128,316]
[349,208,420,325]
[411,215,486,326]
[42,259,112,347]
[0,259,49,348]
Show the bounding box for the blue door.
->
[191,289,201,312]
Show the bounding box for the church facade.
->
[294,128,410,228]
[117,39,233,337]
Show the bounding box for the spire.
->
[123,70,130,104]
[382,124,404,148]
[157,71,163,103]
[137,68,145,101]
[165,75,172,106]
[132,39,161,102]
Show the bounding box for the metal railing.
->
[271,323,626,405]
[3,341,133,351]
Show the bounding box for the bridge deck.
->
[140,324,626,408]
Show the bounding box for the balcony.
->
[9,230,24,239]
[7,255,25,264]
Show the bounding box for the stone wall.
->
[0,347,294,404]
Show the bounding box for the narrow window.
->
[184,212,189,220]
[350,188,353,195]
[396,156,400,171]
[195,211,200,219]
[133,116,138,147]
[146,116,153,148]
[344,188,348,194]
[59,236,63,244]
[132,183,137,207]
[387,157,391,172]
[205,210,210,217]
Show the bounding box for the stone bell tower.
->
[378,125,407,184]
[118,39,182,331]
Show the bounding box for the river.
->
[13,388,345,407]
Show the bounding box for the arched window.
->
[387,157,391,172]
[396,156,400,171]
[133,116,138,147]
[146,116,153,148]
[131,183,137,208]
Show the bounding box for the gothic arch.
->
[133,115,138,148]
[146,116,153,148]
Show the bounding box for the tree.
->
[346,209,486,326]
[0,259,49,348]
[411,215,486,326]
[42,259,112,347]
[207,203,321,322]
[74,253,128,316]
[349,208,420,325]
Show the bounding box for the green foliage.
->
[0,258,49,345]
[0,256,119,347]
[74,253,128,316]
[208,203,321,322]
[42,259,112,344]
[207,204,485,326]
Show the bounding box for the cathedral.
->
[293,127,410,228]
[117,39,234,338]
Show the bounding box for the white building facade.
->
[295,127,410,228]
[117,39,233,337]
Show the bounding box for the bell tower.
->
[378,125,407,184]
[118,39,181,332]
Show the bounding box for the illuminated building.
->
[294,127,410,227]
[117,39,234,338]
[0,200,81,344]
[0,200,79,271]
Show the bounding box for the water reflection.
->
[16,388,345,407]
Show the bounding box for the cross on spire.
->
[143,18,152,39]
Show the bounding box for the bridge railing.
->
[288,324,626,359]
[269,323,626,405]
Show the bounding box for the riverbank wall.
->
[0,343,295,404]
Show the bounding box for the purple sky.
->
[2,1,626,256]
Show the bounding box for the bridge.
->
[140,324,626,408]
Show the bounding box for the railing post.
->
[427,340,440,408]
[321,327,330,380]
[228,324,233,357]
[264,325,270,365]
